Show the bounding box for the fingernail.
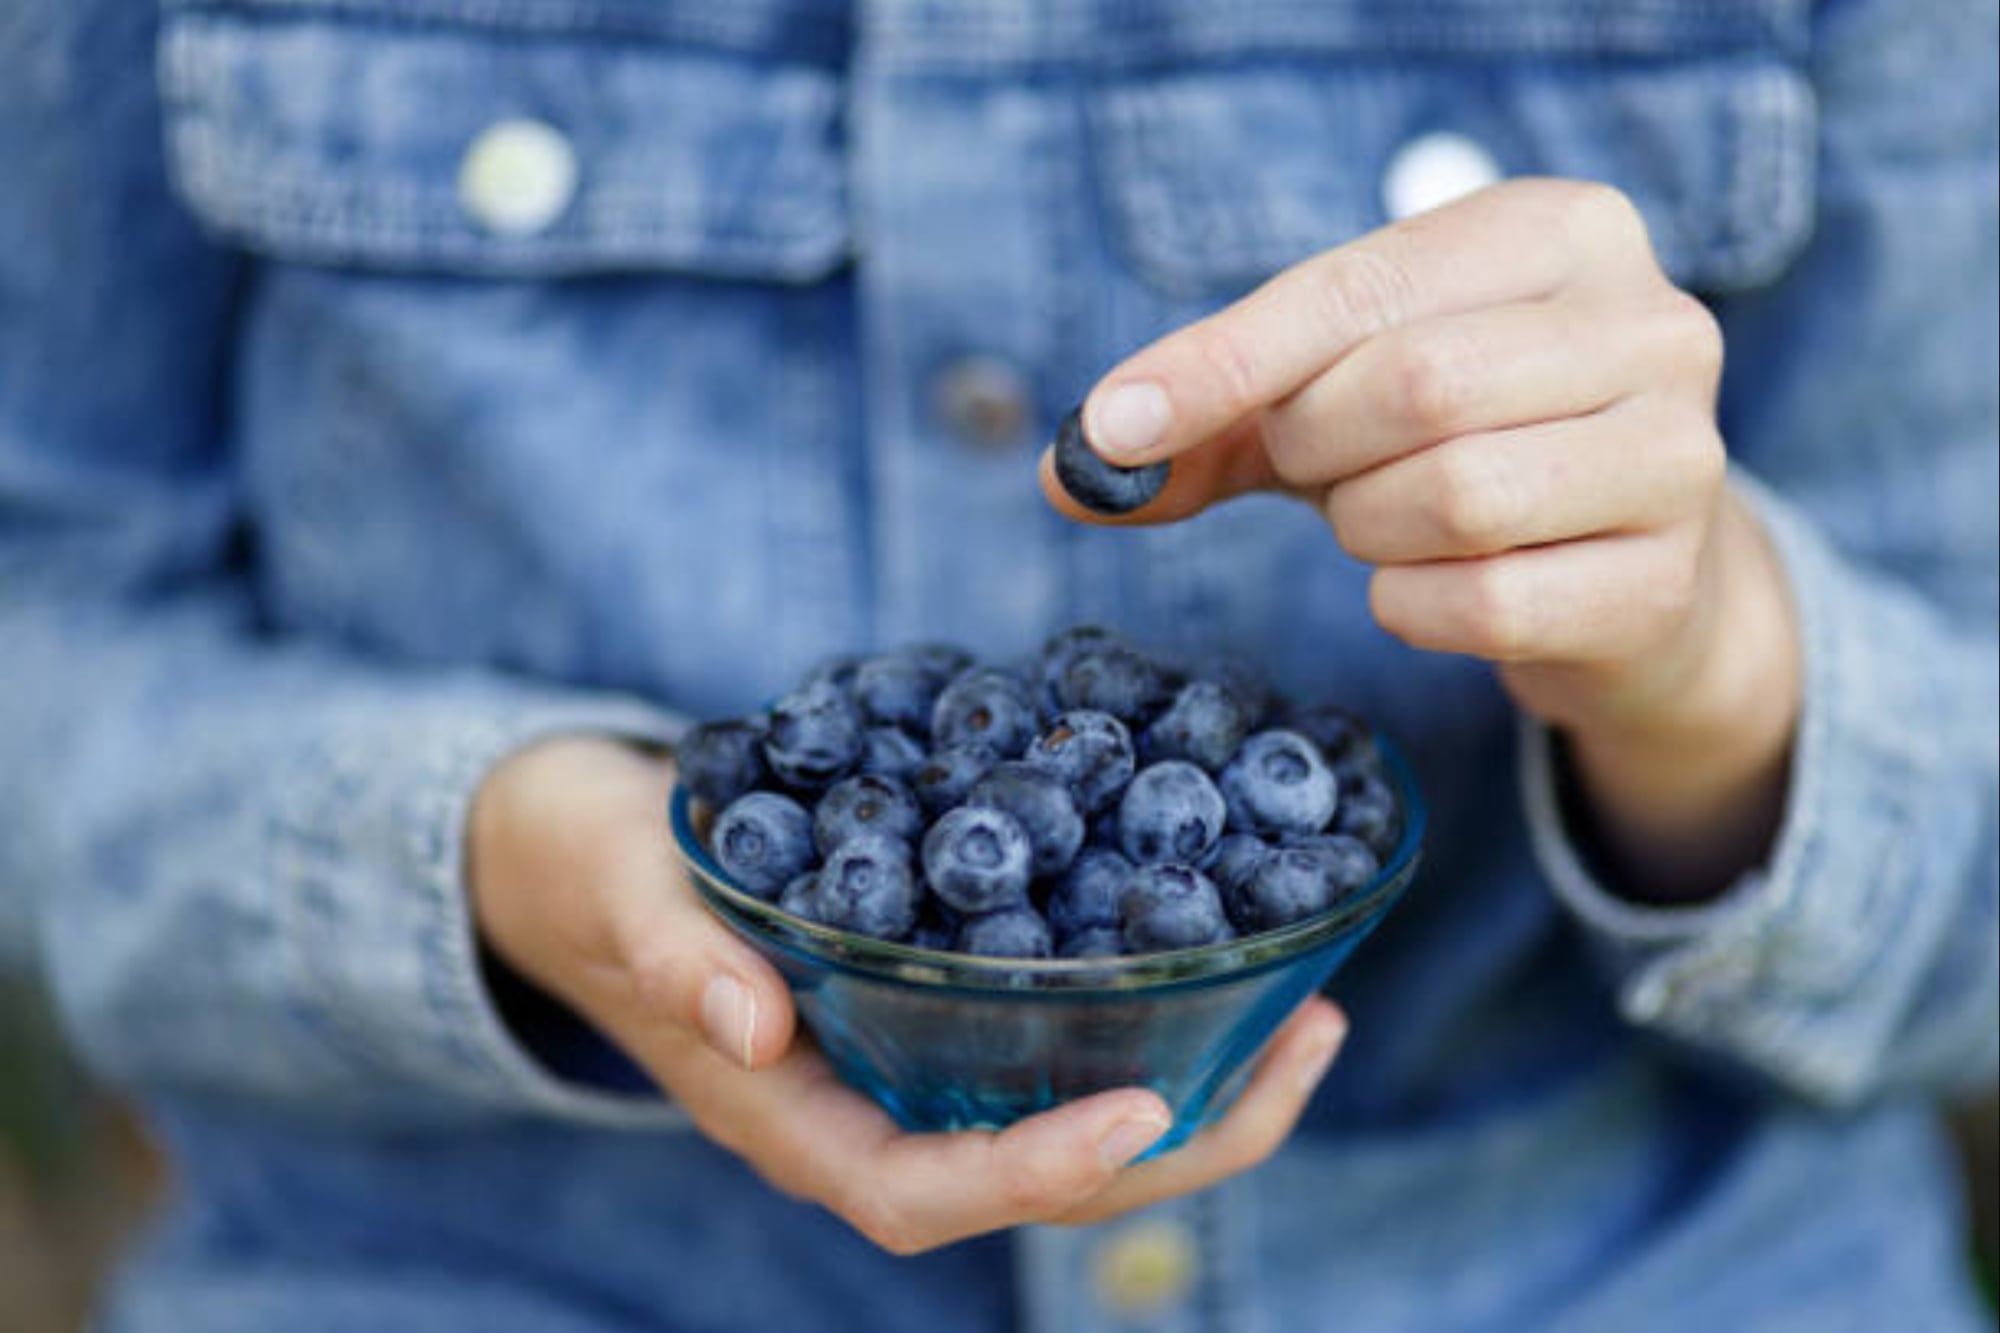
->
[1294,1017,1349,1096]
[1097,1112,1171,1169]
[700,975,758,1070]
[1085,382,1172,460]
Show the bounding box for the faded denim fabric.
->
[1,0,1994,1330]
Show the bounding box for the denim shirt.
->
[3,1,1996,1329]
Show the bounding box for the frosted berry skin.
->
[1051,406,1169,515]
[813,774,923,855]
[1120,864,1234,952]
[675,718,773,810]
[911,741,1003,815]
[852,652,945,735]
[860,727,928,783]
[712,792,816,899]
[1119,761,1229,866]
[931,668,1039,757]
[921,806,1035,914]
[1334,771,1402,859]
[957,906,1055,958]
[814,835,921,941]
[1024,709,1136,815]
[1056,644,1175,727]
[1219,730,1339,837]
[763,681,866,790]
[1045,846,1134,943]
[1143,680,1254,773]
[966,761,1087,877]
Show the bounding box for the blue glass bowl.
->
[670,741,1424,1156]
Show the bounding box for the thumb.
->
[596,852,799,1072]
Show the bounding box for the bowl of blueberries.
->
[667,626,1423,1156]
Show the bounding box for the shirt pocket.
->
[156,2,850,282]
[1089,22,1816,300]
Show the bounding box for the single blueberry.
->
[1285,703,1382,776]
[1051,406,1169,516]
[1279,832,1382,902]
[957,906,1055,958]
[921,806,1034,914]
[852,653,944,736]
[1119,761,1228,865]
[814,835,919,941]
[1237,846,1340,932]
[1120,863,1234,953]
[911,741,1002,816]
[1024,709,1136,815]
[763,681,866,790]
[1046,846,1134,941]
[1037,625,1124,714]
[711,792,816,899]
[1334,771,1401,860]
[675,718,771,811]
[932,667,1039,757]
[967,761,1086,877]
[860,727,928,783]
[777,871,822,923]
[1219,730,1339,836]
[1057,926,1126,959]
[813,773,923,855]
[1057,643,1174,726]
[1143,680,1253,773]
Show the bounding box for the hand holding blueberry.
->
[1043,179,1800,899]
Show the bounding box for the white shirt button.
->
[1093,1220,1198,1316]
[457,118,579,237]
[1382,131,1503,221]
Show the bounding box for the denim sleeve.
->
[0,3,687,1127]
[1522,0,1999,1108]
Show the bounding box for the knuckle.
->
[1428,448,1510,550]
[1387,330,1476,434]
[1260,407,1323,489]
[1659,289,1725,382]
[1565,180,1648,246]
[845,1191,925,1257]
[1461,562,1531,659]
[998,1154,1088,1218]
[1315,246,1417,343]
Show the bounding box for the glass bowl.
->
[669,741,1424,1156]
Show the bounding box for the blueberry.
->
[1281,832,1382,900]
[1057,644,1174,726]
[922,806,1034,914]
[675,718,771,810]
[763,681,866,790]
[813,774,922,855]
[911,741,1002,816]
[1046,846,1134,941]
[1024,709,1136,815]
[814,835,919,941]
[1286,703,1381,776]
[1333,771,1401,859]
[967,761,1086,877]
[860,726,928,782]
[1119,761,1228,865]
[932,668,1039,757]
[777,871,822,923]
[1120,864,1233,953]
[711,792,816,899]
[1143,680,1253,772]
[957,906,1054,958]
[1219,730,1338,836]
[1037,624,1123,713]
[1051,406,1169,516]
[852,653,944,736]
[1238,847,1335,932]
[1057,926,1126,959]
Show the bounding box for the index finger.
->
[1079,178,1623,468]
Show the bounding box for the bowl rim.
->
[670,735,1426,994]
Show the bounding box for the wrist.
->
[1544,489,1802,901]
